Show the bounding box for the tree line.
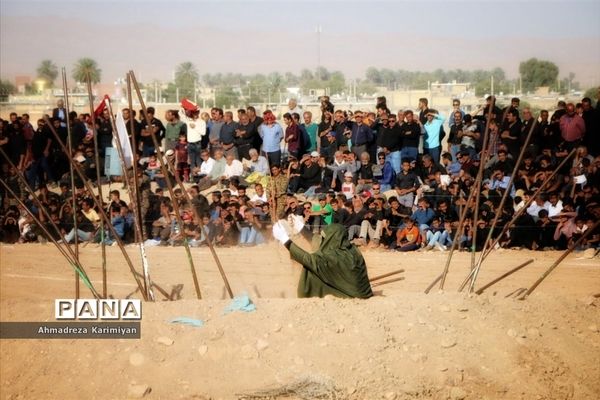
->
[0,57,590,105]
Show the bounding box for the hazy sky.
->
[1,0,599,86]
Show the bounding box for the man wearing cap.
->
[272,216,373,299]
[180,99,206,172]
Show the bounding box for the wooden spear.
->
[519,221,600,300]
[467,117,538,292]
[129,71,202,299]
[43,115,149,301]
[0,178,100,298]
[125,73,144,242]
[474,259,534,295]
[369,269,404,282]
[105,96,154,301]
[434,99,494,291]
[84,74,108,298]
[167,153,234,299]
[61,67,80,298]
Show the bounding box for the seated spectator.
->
[394,159,420,211]
[237,208,264,246]
[341,171,356,199]
[392,217,421,252]
[145,153,160,181]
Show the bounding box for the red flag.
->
[94,95,110,118]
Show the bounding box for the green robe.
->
[288,224,373,299]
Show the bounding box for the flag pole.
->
[105,96,154,301]
[85,74,108,298]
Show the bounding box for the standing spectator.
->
[52,99,67,127]
[379,113,402,173]
[417,98,429,124]
[448,99,465,128]
[164,110,186,152]
[181,100,206,171]
[399,110,420,162]
[448,111,464,161]
[349,111,373,159]
[234,113,257,160]
[258,110,283,166]
[559,103,586,150]
[283,113,300,159]
[423,110,445,163]
[175,133,190,182]
[208,108,224,153]
[500,109,522,158]
[27,118,53,189]
[139,107,165,157]
[287,98,303,116]
[220,111,239,159]
[302,111,319,153]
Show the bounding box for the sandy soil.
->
[1,242,599,400]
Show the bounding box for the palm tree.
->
[36,60,58,87]
[174,62,199,99]
[72,58,102,84]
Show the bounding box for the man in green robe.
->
[272,218,373,299]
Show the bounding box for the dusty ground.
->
[1,242,599,400]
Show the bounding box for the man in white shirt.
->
[526,194,550,221]
[195,149,215,179]
[180,99,207,171]
[287,98,303,116]
[249,183,268,205]
[223,153,244,179]
[547,192,563,218]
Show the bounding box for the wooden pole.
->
[129,71,202,300]
[126,73,144,242]
[61,67,80,298]
[474,259,534,295]
[369,269,404,283]
[84,74,108,298]
[0,157,100,298]
[43,115,149,301]
[105,97,154,301]
[519,221,599,300]
[371,276,405,288]
[434,98,495,291]
[467,118,538,292]
[167,154,234,299]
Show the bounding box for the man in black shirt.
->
[418,98,429,124]
[378,114,402,173]
[220,111,239,159]
[140,107,165,156]
[500,109,522,158]
[27,118,54,188]
[399,110,420,162]
[394,159,420,210]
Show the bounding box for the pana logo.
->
[55,299,142,320]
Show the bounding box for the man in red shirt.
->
[559,103,586,148]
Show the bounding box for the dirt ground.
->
[1,242,599,400]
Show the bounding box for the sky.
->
[1,0,599,87]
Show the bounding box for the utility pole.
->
[316,25,322,80]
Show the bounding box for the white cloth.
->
[249,193,268,203]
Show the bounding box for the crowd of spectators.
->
[1,91,599,252]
